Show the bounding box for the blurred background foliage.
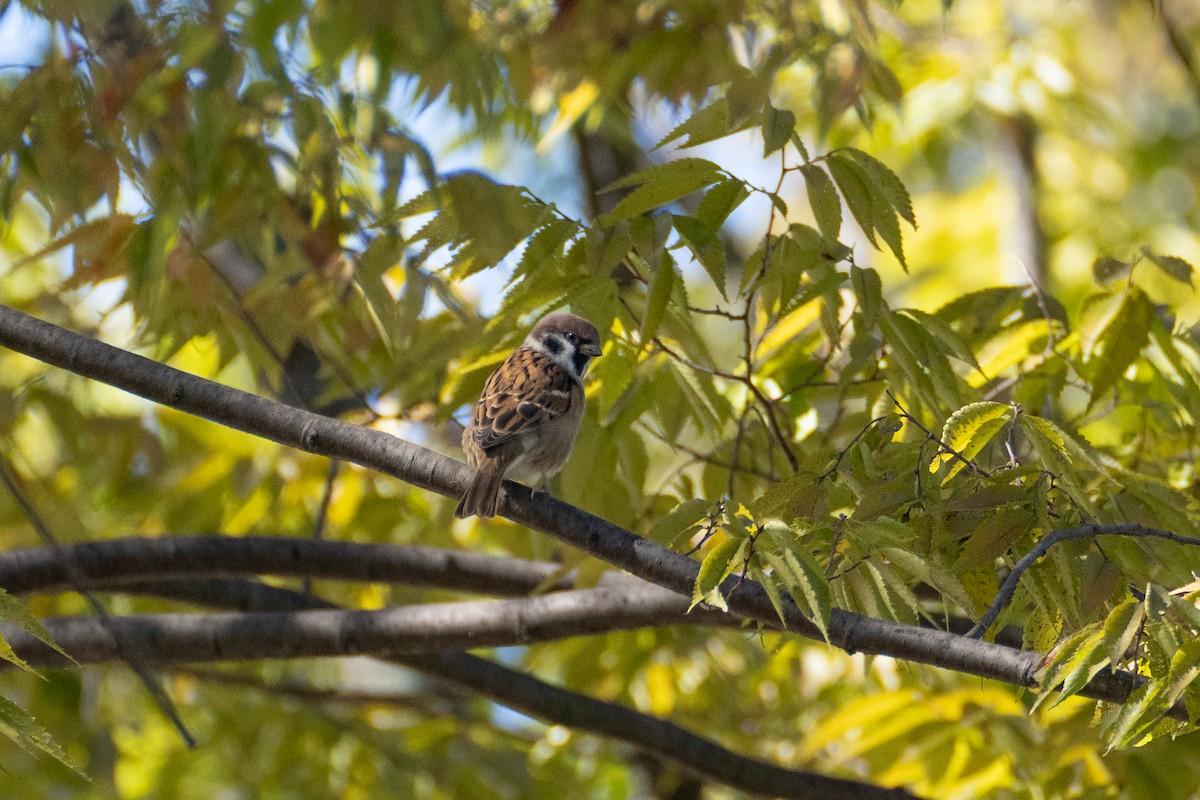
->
[2,0,1200,797]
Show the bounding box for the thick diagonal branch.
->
[0,304,1168,716]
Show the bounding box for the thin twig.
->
[302,459,341,593]
[0,453,196,747]
[969,523,1200,638]
[887,391,990,479]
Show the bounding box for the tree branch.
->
[969,522,1200,638]
[2,584,729,668]
[0,534,580,598]
[86,574,922,800]
[0,304,1176,719]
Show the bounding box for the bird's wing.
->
[471,349,575,452]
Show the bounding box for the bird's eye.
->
[566,333,577,343]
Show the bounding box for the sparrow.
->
[455,312,603,519]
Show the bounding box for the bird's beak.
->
[580,342,603,358]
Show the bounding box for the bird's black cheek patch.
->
[542,336,563,355]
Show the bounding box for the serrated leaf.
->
[1089,287,1153,407]
[641,256,677,345]
[953,509,1033,571]
[0,694,87,779]
[762,548,831,641]
[692,535,747,611]
[784,549,831,642]
[672,215,726,298]
[851,266,883,330]
[648,498,711,547]
[513,219,581,284]
[930,401,1012,482]
[599,159,724,224]
[826,154,878,248]
[753,564,791,627]
[762,104,795,157]
[1024,605,1062,652]
[791,132,811,163]
[1164,638,1200,707]
[1142,247,1195,286]
[749,470,821,520]
[800,164,842,243]
[1020,415,1070,464]
[1105,681,1167,750]
[694,179,751,233]
[593,344,637,418]
[880,547,974,614]
[1103,598,1145,668]
[1036,624,1108,710]
[844,147,916,226]
[655,100,735,150]
[874,206,906,269]
[727,69,767,128]
[0,589,74,667]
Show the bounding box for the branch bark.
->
[969,523,1200,638]
[1,584,727,668]
[83,573,922,800]
[0,534,577,598]
[0,304,1177,719]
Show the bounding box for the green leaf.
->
[593,343,638,419]
[800,164,842,243]
[1020,415,1070,464]
[953,509,1033,571]
[851,266,883,330]
[843,147,916,226]
[641,256,677,345]
[1164,638,1200,707]
[0,694,87,779]
[762,104,795,157]
[1088,287,1154,407]
[1103,598,1145,668]
[513,218,581,284]
[599,159,724,224]
[880,547,974,614]
[726,69,768,128]
[1142,247,1195,286]
[761,548,831,641]
[1092,256,1132,287]
[0,589,75,668]
[694,179,751,232]
[930,401,1012,482]
[1036,624,1108,710]
[692,535,747,611]
[648,498,711,547]
[1106,681,1168,750]
[749,471,821,520]
[655,100,735,150]
[672,215,727,298]
[783,549,832,642]
[753,564,792,627]
[1019,415,1097,515]
[826,154,878,248]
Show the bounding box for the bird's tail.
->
[454,464,506,519]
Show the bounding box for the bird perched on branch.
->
[455,313,603,519]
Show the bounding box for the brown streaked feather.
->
[471,348,575,452]
[454,460,507,518]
